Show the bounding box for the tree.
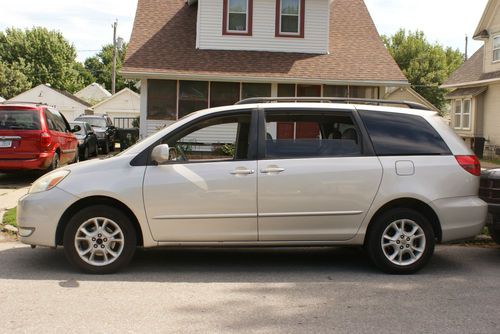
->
[0,27,86,93]
[84,43,136,93]
[382,29,464,111]
[0,60,32,99]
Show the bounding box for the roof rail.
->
[0,101,49,106]
[235,97,431,110]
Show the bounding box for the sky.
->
[0,0,489,62]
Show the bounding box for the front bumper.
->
[0,152,53,171]
[17,187,79,247]
[432,196,487,243]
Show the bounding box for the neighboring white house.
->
[8,84,91,121]
[91,88,140,128]
[75,83,112,104]
[0,96,5,103]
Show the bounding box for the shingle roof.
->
[445,86,488,99]
[123,0,407,84]
[443,46,500,87]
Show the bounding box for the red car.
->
[0,102,79,172]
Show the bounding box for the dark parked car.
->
[479,169,500,244]
[69,121,98,161]
[0,102,79,172]
[73,115,116,154]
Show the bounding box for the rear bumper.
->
[17,186,79,247]
[0,152,53,171]
[432,196,487,243]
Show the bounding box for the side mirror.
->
[151,144,172,165]
[71,125,81,133]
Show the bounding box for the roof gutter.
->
[441,77,500,89]
[121,70,409,87]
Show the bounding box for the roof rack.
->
[235,97,431,110]
[0,101,48,106]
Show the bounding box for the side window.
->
[50,110,69,132]
[163,112,252,163]
[264,110,362,159]
[44,110,57,131]
[358,110,451,156]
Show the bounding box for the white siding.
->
[483,83,500,145]
[483,6,500,73]
[197,0,329,54]
[147,120,176,137]
[92,89,140,124]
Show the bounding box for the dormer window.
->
[494,36,500,62]
[223,0,253,36]
[276,0,305,38]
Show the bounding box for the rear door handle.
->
[260,167,285,174]
[230,168,255,176]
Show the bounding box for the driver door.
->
[143,110,258,242]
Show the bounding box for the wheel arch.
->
[364,198,442,244]
[56,196,144,247]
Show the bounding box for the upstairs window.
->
[276,0,305,38]
[223,0,253,36]
[494,36,500,62]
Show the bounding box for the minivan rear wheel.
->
[63,205,136,274]
[366,208,435,274]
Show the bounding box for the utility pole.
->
[465,34,469,61]
[112,20,118,95]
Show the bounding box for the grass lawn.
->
[2,207,17,227]
[481,158,500,165]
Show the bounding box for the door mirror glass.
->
[71,125,82,133]
[151,144,173,164]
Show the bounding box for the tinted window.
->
[0,110,41,130]
[48,109,68,132]
[265,111,362,159]
[358,110,451,156]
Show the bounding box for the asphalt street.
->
[0,242,499,334]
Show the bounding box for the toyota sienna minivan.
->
[17,98,487,274]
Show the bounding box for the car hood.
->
[92,127,107,133]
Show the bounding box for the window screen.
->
[147,80,177,120]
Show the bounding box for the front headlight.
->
[29,170,70,194]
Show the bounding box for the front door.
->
[143,111,258,242]
[259,109,383,241]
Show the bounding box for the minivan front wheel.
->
[63,205,136,274]
[366,208,435,274]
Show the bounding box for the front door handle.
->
[260,166,285,174]
[230,168,255,176]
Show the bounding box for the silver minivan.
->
[17,99,487,274]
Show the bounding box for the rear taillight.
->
[455,155,481,176]
[40,132,51,150]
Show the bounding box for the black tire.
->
[93,142,99,157]
[82,145,89,161]
[47,152,60,172]
[63,205,137,274]
[365,208,435,274]
[102,139,110,154]
[109,140,115,152]
[488,226,500,244]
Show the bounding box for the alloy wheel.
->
[381,219,426,266]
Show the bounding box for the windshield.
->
[0,110,41,130]
[77,118,106,128]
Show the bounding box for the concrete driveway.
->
[0,243,499,334]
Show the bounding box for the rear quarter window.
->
[358,110,451,156]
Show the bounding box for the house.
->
[442,0,500,158]
[75,83,112,105]
[122,0,409,138]
[91,88,140,128]
[384,87,440,113]
[8,84,91,122]
[0,96,5,103]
